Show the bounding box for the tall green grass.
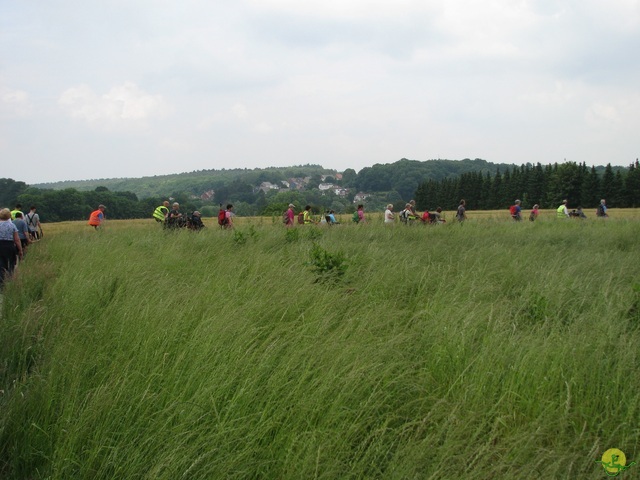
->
[1,217,639,478]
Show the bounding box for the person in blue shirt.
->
[596,199,608,218]
[12,211,31,253]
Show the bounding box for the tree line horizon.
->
[1,158,638,222]
[415,160,640,211]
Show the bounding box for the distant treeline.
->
[2,159,638,222]
[0,181,166,222]
[415,161,640,210]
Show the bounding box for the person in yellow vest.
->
[88,205,106,229]
[556,199,569,218]
[302,205,317,225]
[10,203,24,220]
[153,201,170,227]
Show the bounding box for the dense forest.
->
[2,158,636,223]
[415,160,640,210]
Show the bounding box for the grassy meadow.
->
[1,211,639,479]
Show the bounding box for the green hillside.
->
[31,159,513,200]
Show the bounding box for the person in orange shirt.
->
[88,205,106,229]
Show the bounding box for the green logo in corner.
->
[596,448,636,477]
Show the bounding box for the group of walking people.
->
[509,198,609,221]
[0,204,42,290]
[152,201,234,230]
[152,201,205,230]
[384,200,449,225]
[92,196,612,236]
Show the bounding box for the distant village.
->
[196,173,371,205]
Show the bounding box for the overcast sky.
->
[1,0,639,184]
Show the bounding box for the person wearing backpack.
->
[284,204,295,227]
[596,199,608,218]
[187,211,205,231]
[510,200,522,221]
[218,204,234,229]
[399,204,410,224]
[25,206,41,240]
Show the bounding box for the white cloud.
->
[0,86,33,117]
[245,0,439,19]
[232,103,249,120]
[159,137,195,152]
[586,102,622,126]
[58,82,168,130]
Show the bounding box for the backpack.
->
[282,211,288,224]
[297,212,305,224]
[596,204,605,217]
[25,213,36,228]
[399,209,409,223]
[509,205,517,216]
[352,211,359,223]
[422,211,430,223]
[218,208,227,226]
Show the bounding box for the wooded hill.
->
[30,158,513,200]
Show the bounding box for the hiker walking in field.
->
[423,207,445,224]
[326,210,339,225]
[456,200,467,222]
[510,200,522,221]
[409,200,419,217]
[25,206,41,240]
[302,205,316,225]
[384,204,395,224]
[88,205,106,229]
[10,204,24,220]
[188,211,205,230]
[224,204,235,229]
[153,201,170,227]
[0,208,23,289]
[12,212,31,255]
[399,202,420,225]
[556,200,569,218]
[167,202,185,229]
[529,204,539,222]
[353,204,366,224]
[570,206,587,219]
[596,199,608,218]
[284,204,295,227]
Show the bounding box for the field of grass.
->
[1,212,639,479]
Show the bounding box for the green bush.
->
[307,243,348,283]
